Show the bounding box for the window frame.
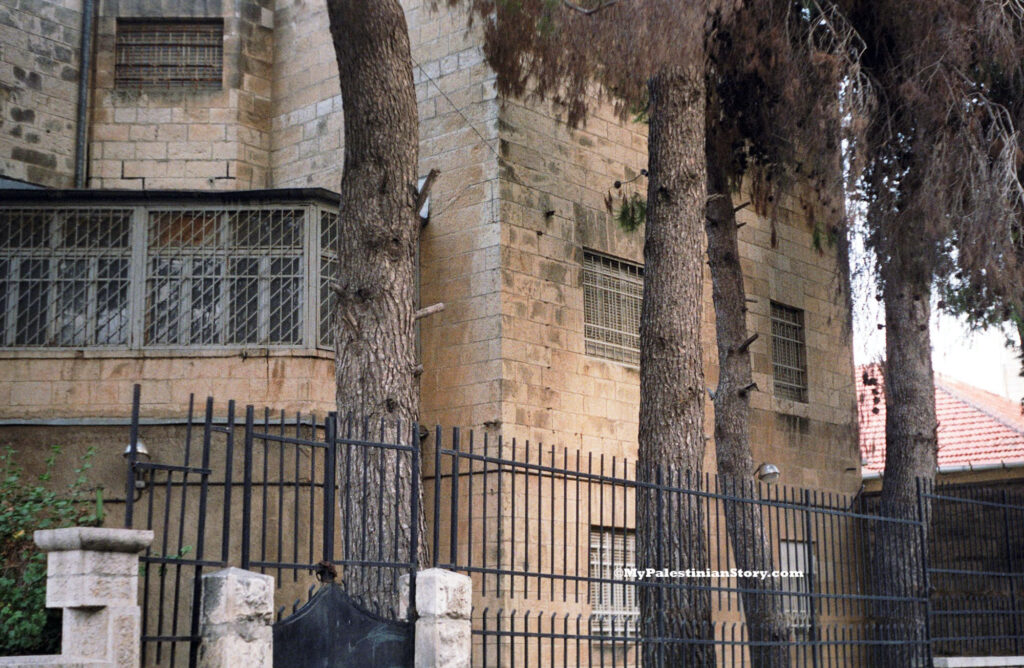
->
[0,201,337,354]
[770,301,809,403]
[589,526,638,639]
[582,250,643,367]
[778,538,814,636]
[114,18,225,91]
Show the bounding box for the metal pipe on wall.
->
[74,0,96,188]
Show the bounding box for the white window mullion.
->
[129,206,148,349]
[259,254,270,344]
[304,204,317,349]
[181,256,194,345]
[86,257,98,346]
[6,259,19,346]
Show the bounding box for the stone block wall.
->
[0,352,336,420]
[86,0,272,190]
[0,0,83,187]
[494,90,860,490]
[269,0,504,432]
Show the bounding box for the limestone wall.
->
[0,0,83,187]
[87,0,273,190]
[0,352,336,419]
[494,91,859,490]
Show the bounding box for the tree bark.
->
[876,244,938,665]
[637,64,715,667]
[326,0,428,614]
[705,112,791,666]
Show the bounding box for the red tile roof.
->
[857,364,1024,475]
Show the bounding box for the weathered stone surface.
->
[415,618,471,668]
[198,568,274,668]
[0,658,111,667]
[415,568,472,620]
[35,528,154,554]
[401,569,473,668]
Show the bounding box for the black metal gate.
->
[124,386,421,667]
[273,584,413,668]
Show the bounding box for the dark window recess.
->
[115,19,223,89]
[771,301,809,402]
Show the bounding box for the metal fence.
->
[871,481,1024,658]
[122,388,1024,666]
[123,388,420,667]
[429,431,932,666]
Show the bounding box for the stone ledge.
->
[0,657,111,667]
[34,529,153,555]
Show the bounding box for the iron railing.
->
[122,387,1024,666]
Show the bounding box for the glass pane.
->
[96,258,129,345]
[190,258,223,345]
[229,257,260,344]
[56,259,90,346]
[269,256,301,345]
[15,259,49,345]
[146,258,184,344]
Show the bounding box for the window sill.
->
[0,347,336,361]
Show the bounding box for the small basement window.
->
[590,527,638,638]
[115,19,224,90]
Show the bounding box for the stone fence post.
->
[0,527,153,668]
[401,568,472,668]
[197,568,274,668]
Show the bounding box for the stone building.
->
[0,0,861,661]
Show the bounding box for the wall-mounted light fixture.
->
[123,440,151,494]
[754,462,780,484]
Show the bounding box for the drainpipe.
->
[74,0,96,188]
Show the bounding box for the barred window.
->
[583,251,643,366]
[319,211,339,348]
[145,210,303,346]
[779,539,813,635]
[771,302,809,402]
[0,202,339,351]
[116,19,223,89]
[590,528,638,638]
[0,209,132,347]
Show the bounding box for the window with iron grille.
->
[590,528,638,638]
[770,302,809,402]
[583,251,643,366]
[0,203,340,351]
[115,19,223,89]
[0,209,132,347]
[145,210,304,346]
[779,539,813,636]
[319,211,339,348]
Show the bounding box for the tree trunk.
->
[705,114,791,666]
[637,64,715,667]
[876,246,937,666]
[326,0,427,614]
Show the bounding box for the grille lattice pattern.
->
[319,211,339,348]
[0,209,132,346]
[145,210,304,346]
[589,528,638,638]
[771,301,809,402]
[583,251,643,366]
[115,20,223,89]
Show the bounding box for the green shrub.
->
[0,446,102,655]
